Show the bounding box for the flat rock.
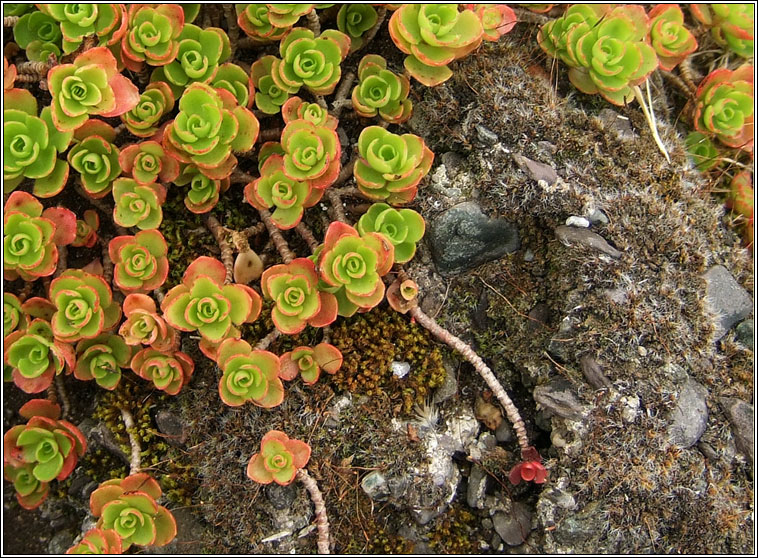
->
[361,471,390,501]
[703,265,753,339]
[720,397,754,465]
[555,226,622,258]
[667,377,708,448]
[597,108,637,140]
[429,201,520,276]
[493,501,533,546]
[513,153,558,186]
[533,379,588,422]
[466,464,489,509]
[735,319,754,350]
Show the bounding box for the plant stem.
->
[334,157,357,187]
[258,208,295,264]
[205,215,234,284]
[356,6,387,53]
[325,189,348,224]
[306,10,321,36]
[54,246,67,278]
[254,329,280,351]
[55,375,71,419]
[4,15,19,26]
[632,83,671,164]
[296,468,331,554]
[331,71,356,118]
[120,407,142,475]
[295,222,320,253]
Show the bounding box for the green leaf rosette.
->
[119,141,181,186]
[66,528,123,554]
[4,462,50,510]
[252,55,291,114]
[648,4,697,71]
[121,82,176,138]
[4,319,73,394]
[691,4,754,58]
[215,338,284,407]
[684,132,721,172]
[131,347,194,395]
[694,65,754,152]
[68,133,121,199]
[38,3,124,54]
[112,178,166,230]
[281,119,341,190]
[337,4,378,51]
[74,333,132,390]
[212,63,254,108]
[13,10,63,62]
[352,54,412,124]
[173,164,230,214]
[109,230,170,295]
[246,430,311,485]
[279,343,343,385]
[236,4,292,43]
[121,4,185,71]
[357,203,425,264]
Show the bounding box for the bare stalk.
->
[55,376,71,419]
[223,4,240,56]
[407,302,531,456]
[120,407,142,475]
[258,208,295,264]
[331,71,356,118]
[53,246,68,278]
[16,60,51,76]
[306,10,321,36]
[659,69,696,98]
[4,15,19,26]
[325,189,348,224]
[100,237,114,287]
[632,83,671,163]
[296,468,331,554]
[678,56,700,93]
[356,6,387,52]
[295,222,320,253]
[334,157,357,187]
[260,127,283,142]
[254,329,281,351]
[206,215,234,284]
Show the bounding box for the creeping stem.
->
[258,208,295,264]
[296,468,331,554]
[205,215,234,284]
[120,407,142,475]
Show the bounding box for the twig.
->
[295,222,320,253]
[258,208,296,264]
[306,10,321,36]
[632,83,671,163]
[55,375,71,419]
[206,215,234,284]
[4,15,19,26]
[356,6,387,53]
[100,237,114,287]
[254,329,281,351]
[330,186,363,198]
[54,246,67,278]
[296,468,331,554]
[678,56,700,93]
[120,407,142,475]
[659,69,695,98]
[331,71,356,118]
[223,4,240,57]
[260,127,283,142]
[232,169,256,184]
[325,189,348,224]
[334,157,357,187]
[16,60,52,76]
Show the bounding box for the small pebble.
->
[391,361,411,378]
[565,216,590,228]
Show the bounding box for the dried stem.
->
[53,246,68,278]
[206,215,234,284]
[223,4,240,57]
[678,56,700,93]
[258,208,295,264]
[632,82,671,163]
[100,237,114,287]
[254,329,281,351]
[405,292,531,456]
[356,6,387,52]
[296,468,331,554]
[325,189,348,224]
[17,281,35,302]
[55,376,71,420]
[334,157,357,187]
[120,407,142,475]
[16,60,52,76]
[295,222,320,253]
[231,169,256,184]
[260,127,283,142]
[4,15,19,26]
[330,186,363,198]
[46,379,58,407]
[306,10,321,36]
[660,69,696,98]
[238,37,259,49]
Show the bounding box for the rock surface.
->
[667,376,709,448]
[703,265,753,339]
[720,397,754,465]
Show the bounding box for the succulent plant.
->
[246,430,311,485]
[279,343,343,384]
[131,347,194,395]
[691,4,754,58]
[13,10,63,62]
[694,65,754,152]
[173,164,230,214]
[212,62,254,108]
[4,4,34,16]
[163,82,259,180]
[71,210,100,249]
[112,178,167,230]
[252,54,292,114]
[4,56,16,91]
[49,269,122,342]
[68,122,122,199]
[4,191,76,281]
[337,4,378,50]
[389,4,484,86]
[4,399,87,485]
[272,27,351,95]
[162,256,262,343]
[119,294,177,351]
[109,230,170,295]
[48,46,140,132]
[357,203,425,264]
[4,293,27,338]
[89,473,177,549]
[4,89,73,197]
[315,222,394,317]
[508,447,547,485]
[266,4,315,27]
[74,333,132,390]
[4,319,74,393]
[215,338,284,407]
[727,170,754,248]
[260,258,338,334]
[281,120,342,190]
[386,277,419,314]
[152,23,230,92]
[281,96,338,129]
[121,82,176,138]
[236,4,292,43]
[684,132,721,172]
[351,55,412,124]
[119,141,180,188]
[543,5,659,105]
[121,4,185,71]
[647,4,697,71]
[38,3,126,54]
[245,155,316,229]
[4,462,50,510]
[66,528,123,555]
[354,126,434,205]
[465,4,517,41]
[537,4,608,68]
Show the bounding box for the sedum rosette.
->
[89,473,177,549]
[4,319,74,394]
[131,347,194,395]
[648,4,697,71]
[213,62,254,108]
[236,4,292,43]
[280,119,342,190]
[252,54,291,114]
[119,141,180,187]
[215,338,284,407]
[357,203,425,264]
[354,126,434,205]
[691,4,754,59]
[4,191,76,281]
[260,258,338,334]
[13,10,63,62]
[119,294,177,351]
[121,4,185,71]
[161,257,262,343]
[173,164,230,214]
[337,4,378,51]
[48,47,139,132]
[389,4,484,86]
[163,82,259,180]
[112,178,166,230]
[352,54,412,124]
[694,65,754,153]
[71,210,99,248]
[4,89,73,197]
[49,269,122,342]
[74,333,132,390]
[37,3,126,54]
[685,132,721,173]
[279,343,343,385]
[315,222,394,317]
[68,122,122,199]
[4,293,27,338]
[281,96,338,129]
[246,430,311,485]
[109,230,170,295]
[66,528,123,555]
[121,82,175,138]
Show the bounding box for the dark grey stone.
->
[547,316,578,362]
[495,419,514,443]
[466,464,489,509]
[579,355,612,389]
[266,483,297,510]
[735,319,754,350]
[48,531,76,555]
[513,153,558,186]
[555,226,622,258]
[533,378,588,422]
[429,202,519,276]
[476,125,499,145]
[703,265,753,339]
[720,397,754,465]
[527,303,551,333]
[361,471,390,501]
[155,410,187,445]
[597,108,637,140]
[492,501,532,546]
[588,208,609,225]
[667,377,708,448]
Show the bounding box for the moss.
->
[427,504,480,554]
[368,528,415,554]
